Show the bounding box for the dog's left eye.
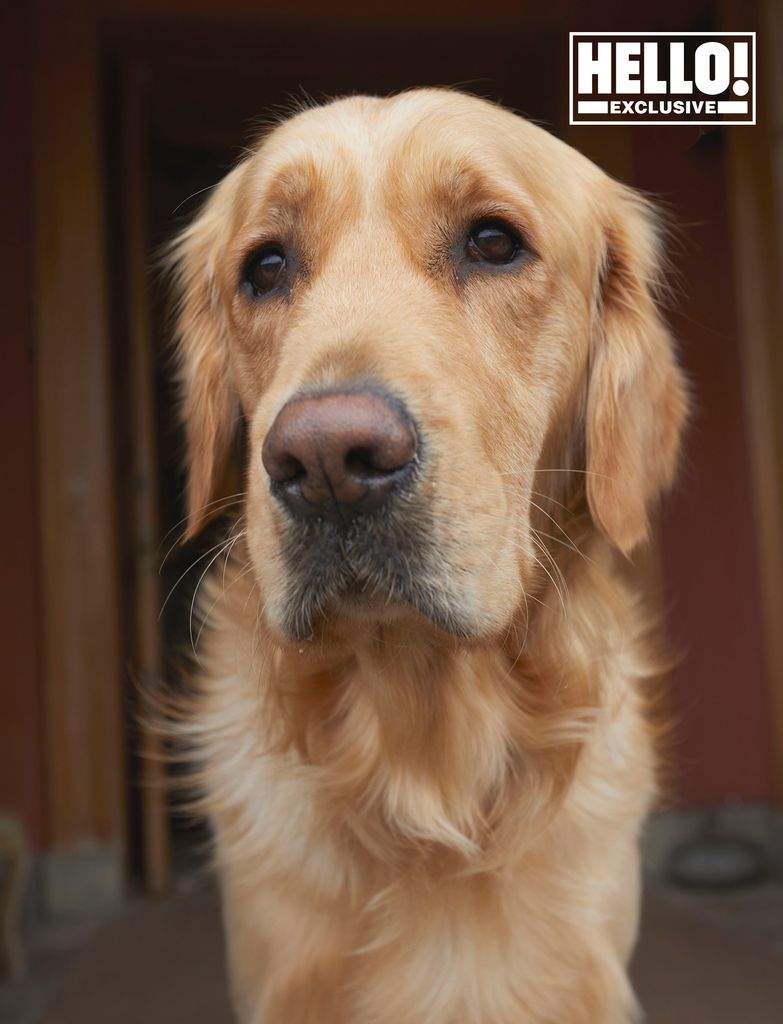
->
[245,245,287,296]
[466,220,522,264]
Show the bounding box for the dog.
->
[165,88,687,1023]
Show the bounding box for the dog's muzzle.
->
[260,382,462,639]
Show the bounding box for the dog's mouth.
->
[277,508,471,642]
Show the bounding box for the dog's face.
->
[170,90,686,644]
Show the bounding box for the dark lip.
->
[275,509,469,642]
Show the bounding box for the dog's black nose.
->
[262,386,417,523]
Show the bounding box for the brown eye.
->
[467,220,522,264]
[245,245,287,296]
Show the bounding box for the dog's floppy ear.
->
[586,187,688,555]
[166,170,243,538]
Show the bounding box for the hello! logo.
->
[569,32,756,125]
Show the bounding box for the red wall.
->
[631,125,774,805]
[0,2,44,848]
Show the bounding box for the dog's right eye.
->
[244,245,287,297]
[467,220,523,265]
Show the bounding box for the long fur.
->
[163,89,687,1023]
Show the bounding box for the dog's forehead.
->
[246,91,603,217]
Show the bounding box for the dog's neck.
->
[220,535,631,870]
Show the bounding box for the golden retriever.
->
[166,89,687,1023]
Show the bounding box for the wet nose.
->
[261,386,418,523]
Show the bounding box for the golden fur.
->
[166,89,687,1023]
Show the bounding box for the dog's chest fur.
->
[182,546,656,1024]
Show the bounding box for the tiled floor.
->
[3,880,782,1023]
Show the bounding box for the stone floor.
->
[2,879,782,1023]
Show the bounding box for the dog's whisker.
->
[194,531,250,652]
[533,533,571,605]
[526,508,591,565]
[159,531,246,620]
[169,180,220,217]
[525,497,589,558]
[158,491,247,549]
[158,493,247,570]
[534,529,593,566]
[188,533,247,662]
[529,544,568,617]
[528,489,583,519]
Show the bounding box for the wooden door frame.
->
[31,1,176,906]
[119,58,172,895]
[32,0,126,912]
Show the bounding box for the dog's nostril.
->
[262,386,417,523]
[346,446,391,477]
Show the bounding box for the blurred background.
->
[1,0,782,1021]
